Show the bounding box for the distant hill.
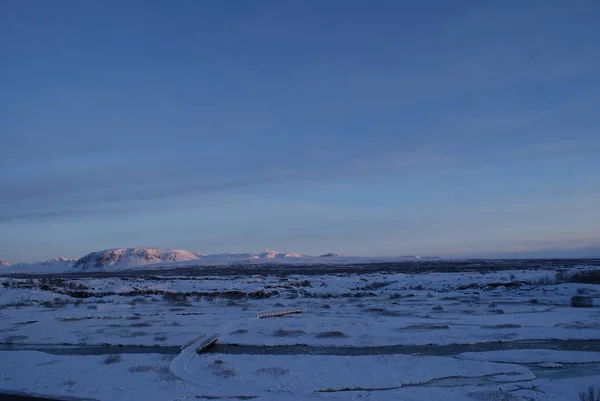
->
[39,257,76,265]
[73,248,199,270]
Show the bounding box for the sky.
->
[1,0,599,263]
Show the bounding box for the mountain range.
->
[1,248,440,272]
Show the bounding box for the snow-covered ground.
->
[1,265,599,400]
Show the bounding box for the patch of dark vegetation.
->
[566,270,600,285]
[484,324,521,329]
[389,293,414,299]
[58,317,84,322]
[363,308,385,312]
[41,298,72,308]
[196,396,256,400]
[129,365,155,373]
[87,305,98,310]
[457,282,524,290]
[103,355,122,364]
[13,320,37,326]
[129,322,152,328]
[580,386,600,401]
[209,359,237,378]
[22,286,281,302]
[571,295,593,308]
[153,335,167,341]
[163,292,191,306]
[555,322,599,329]
[0,301,30,308]
[230,329,248,335]
[248,290,279,299]
[66,282,88,290]
[272,329,306,337]
[65,291,95,299]
[320,304,331,309]
[432,305,443,311]
[380,309,409,316]
[315,331,347,338]
[491,309,505,314]
[316,386,403,393]
[468,391,522,401]
[3,335,28,344]
[63,379,75,387]
[126,315,142,320]
[122,331,148,338]
[398,323,449,331]
[27,285,387,301]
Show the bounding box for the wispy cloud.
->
[0,145,456,224]
[507,140,600,158]
[352,147,453,173]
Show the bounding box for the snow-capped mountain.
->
[259,249,281,259]
[283,253,306,258]
[0,260,11,267]
[39,257,76,266]
[198,250,307,260]
[73,248,199,270]
[257,250,307,259]
[0,257,76,273]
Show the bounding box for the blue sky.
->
[1,0,599,262]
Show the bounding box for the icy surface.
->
[459,349,600,364]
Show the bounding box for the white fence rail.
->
[181,334,206,351]
[257,308,302,319]
[195,334,219,354]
